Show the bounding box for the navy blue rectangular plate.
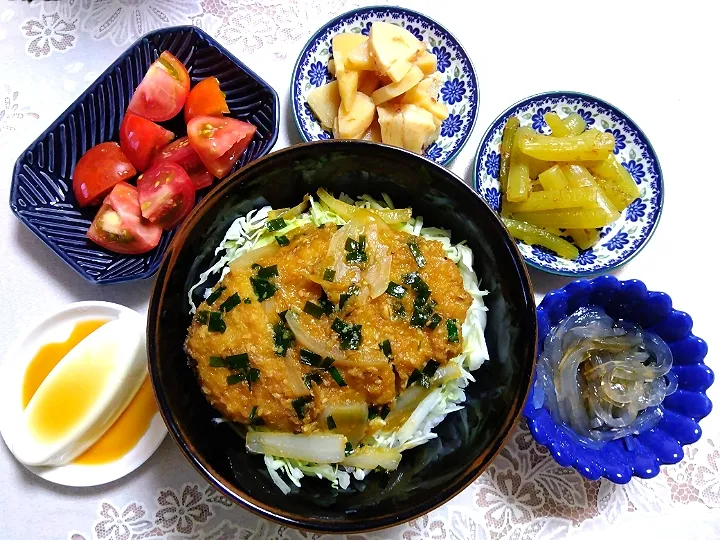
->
[10,25,279,285]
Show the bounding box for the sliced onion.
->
[268,195,310,220]
[383,385,428,432]
[284,357,311,397]
[246,432,346,463]
[364,225,391,299]
[284,309,346,361]
[343,446,401,471]
[229,243,279,273]
[317,188,412,224]
[319,402,368,445]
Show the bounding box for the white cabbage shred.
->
[189,194,489,492]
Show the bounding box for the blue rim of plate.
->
[472,91,664,277]
[290,5,479,166]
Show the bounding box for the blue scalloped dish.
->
[290,6,478,165]
[524,275,713,483]
[473,91,663,276]
[10,26,279,285]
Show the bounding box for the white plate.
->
[0,301,167,487]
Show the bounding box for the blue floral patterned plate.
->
[473,91,663,276]
[290,6,478,165]
[525,276,713,483]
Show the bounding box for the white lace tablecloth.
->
[0,1,718,539]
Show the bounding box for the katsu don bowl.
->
[148,140,537,532]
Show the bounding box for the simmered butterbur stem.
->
[518,129,615,161]
[502,217,579,260]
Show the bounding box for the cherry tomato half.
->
[127,51,190,122]
[73,142,137,207]
[184,77,230,123]
[119,113,174,172]
[87,182,162,255]
[137,162,196,230]
[187,116,257,178]
[151,136,213,190]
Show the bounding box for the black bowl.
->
[148,140,537,533]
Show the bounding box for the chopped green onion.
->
[339,284,359,310]
[257,265,279,279]
[423,359,440,377]
[303,301,326,319]
[407,241,426,268]
[327,366,346,387]
[346,250,368,264]
[321,356,335,369]
[244,297,252,304]
[345,238,358,252]
[251,263,261,270]
[247,367,260,388]
[227,373,244,385]
[406,368,430,389]
[208,312,226,333]
[323,268,336,282]
[303,371,323,388]
[386,282,406,298]
[278,310,288,322]
[447,318,459,343]
[275,235,290,247]
[208,356,225,367]
[219,292,241,313]
[327,415,337,430]
[206,286,226,305]
[266,217,287,232]
[379,339,393,359]
[391,302,406,320]
[410,303,433,328]
[292,396,312,419]
[299,348,323,367]
[380,404,391,419]
[358,235,367,252]
[194,310,210,324]
[226,353,250,370]
[427,313,442,330]
[249,406,264,426]
[403,272,429,293]
[272,320,294,357]
[331,318,362,350]
[318,291,334,315]
[368,407,379,420]
[250,277,276,302]
[345,442,353,455]
[414,287,431,308]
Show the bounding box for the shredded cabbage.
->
[189,194,489,493]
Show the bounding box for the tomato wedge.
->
[137,162,196,230]
[184,77,230,123]
[119,113,173,172]
[73,142,136,207]
[187,116,256,178]
[127,51,190,122]
[151,136,213,190]
[87,182,162,255]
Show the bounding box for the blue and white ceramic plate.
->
[291,6,478,165]
[473,91,663,276]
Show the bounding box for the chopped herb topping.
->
[331,317,362,350]
[447,318,459,343]
[321,356,335,369]
[318,291,334,315]
[275,235,290,247]
[226,353,250,370]
[358,235,367,252]
[206,286,226,305]
[345,236,368,264]
[249,405,265,426]
[369,403,392,420]
[327,415,337,430]
[272,317,294,357]
[244,297,252,304]
[208,312,226,333]
[219,292,241,313]
[303,371,323,389]
[257,265,279,279]
[380,404,391,419]
[410,303,434,328]
[247,367,260,387]
[250,277,277,302]
[423,359,441,378]
[208,356,225,367]
[406,368,430,389]
[379,339,393,359]
[392,302,406,320]
[266,217,287,232]
[251,263,261,270]
[292,396,313,419]
[303,301,326,319]
[403,272,430,294]
[407,241,426,268]
[413,287,431,308]
[327,366,346,387]
[427,313,442,330]
[195,310,210,324]
[323,268,336,282]
[386,281,406,298]
[227,373,244,385]
[345,238,358,252]
[299,348,323,367]
[345,442,353,455]
[339,284,360,310]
